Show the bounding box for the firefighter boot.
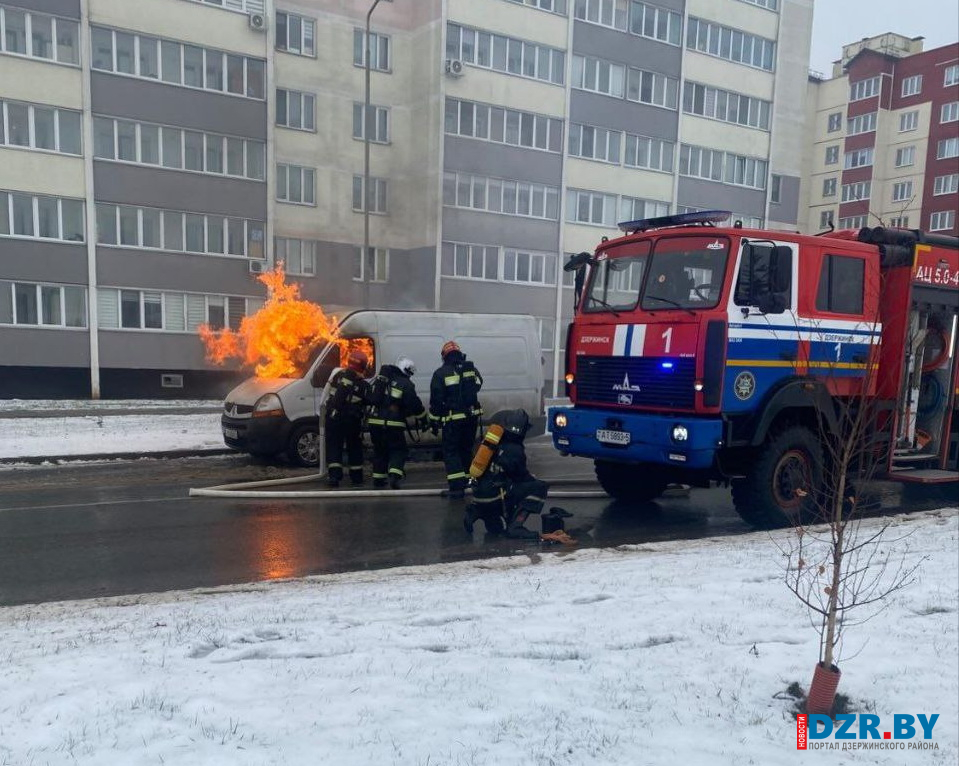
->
[389,473,403,490]
[349,468,364,487]
[505,510,539,540]
[463,503,480,535]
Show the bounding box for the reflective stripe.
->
[368,418,385,426]
[390,387,403,398]
[447,471,467,480]
[462,370,477,378]
[388,468,405,476]
[447,412,467,421]
[485,432,501,443]
[472,494,504,504]
[444,374,460,385]
[524,495,546,502]
[349,465,364,471]
[327,462,343,468]
[372,472,388,479]
[386,420,406,428]
[428,413,442,422]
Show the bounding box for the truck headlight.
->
[565,373,575,385]
[555,412,568,428]
[253,393,284,418]
[671,424,688,443]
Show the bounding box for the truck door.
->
[724,238,797,412]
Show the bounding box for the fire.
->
[199,264,371,379]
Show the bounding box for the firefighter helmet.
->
[346,350,368,373]
[396,357,416,376]
[441,340,461,359]
[489,409,530,439]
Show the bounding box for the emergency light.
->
[617,210,732,234]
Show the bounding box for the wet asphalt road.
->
[0,439,948,607]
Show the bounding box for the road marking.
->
[0,496,181,513]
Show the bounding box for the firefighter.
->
[429,340,483,498]
[465,409,547,540]
[367,356,427,489]
[324,349,370,488]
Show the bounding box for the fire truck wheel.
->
[594,460,669,503]
[287,423,320,467]
[731,425,823,529]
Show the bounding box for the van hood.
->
[225,376,297,406]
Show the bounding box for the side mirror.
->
[769,246,792,295]
[563,251,592,272]
[565,252,593,311]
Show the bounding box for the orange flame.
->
[199,264,371,379]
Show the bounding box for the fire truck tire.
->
[287,423,320,467]
[731,425,823,529]
[594,460,669,503]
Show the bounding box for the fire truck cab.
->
[551,211,959,528]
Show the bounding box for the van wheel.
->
[731,425,823,529]
[287,424,320,467]
[594,460,669,503]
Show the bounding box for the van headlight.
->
[253,393,284,418]
[671,424,688,443]
[554,412,568,428]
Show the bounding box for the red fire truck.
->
[551,211,959,528]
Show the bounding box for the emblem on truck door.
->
[734,371,756,400]
[613,374,642,393]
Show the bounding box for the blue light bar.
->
[617,210,731,234]
[661,361,674,369]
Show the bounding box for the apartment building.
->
[801,33,959,236]
[0,0,813,399]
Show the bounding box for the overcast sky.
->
[809,0,959,76]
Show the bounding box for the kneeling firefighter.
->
[324,349,370,488]
[367,357,427,489]
[465,409,548,539]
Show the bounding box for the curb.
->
[0,448,236,465]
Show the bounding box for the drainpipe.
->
[363,0,382,308]
[79,0,100,398]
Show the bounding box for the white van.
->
[221,310,544,466]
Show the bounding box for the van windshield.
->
[294,343,335,379]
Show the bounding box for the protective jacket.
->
[325,368,369,423]
[428,351,483,425]
[368,364,426,428]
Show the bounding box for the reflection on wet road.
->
[0,441,948,606]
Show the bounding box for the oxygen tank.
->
[469,423,505,479]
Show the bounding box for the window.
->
[946,65,959,87]
[900,74,922,97]
[0,192,84,242]
[625,66,679,109]
[892,181,913,203]
[827,112,842,132]
[354,247,389,282]
[837,215,867,229]
[90,27,265,99]
[353,29,391,72]
[895,145,916,167]
[506,0,568,12]
[822,178,837,197]
[849,76,880,101]
[0,281,86,327]
[840,181,870,202]
[502,249,557,286]
[824,146,839,165]
[538,318,555,352]
[843,148,873,169]
[98,289,257,332]
[95,203,263,257]
[679,144,767,189]
[276,163,315,204]
[276,89,315,131]
[274,237,316,276]
[619,196,668,222]
[443,171,560,220]
[736,0,777,8]
[352,103,390,143]
[819,210,833,229]
[441,242,499,281]
[0,101,81,154]
[352,176,388,214]
[930,211,955,231]
[682,82,771,129]
[568,123,621,163]
[447,24,564,84]
[566,189,618,226]
[936,138,958,160]
[816,255,864,315]
[899,110,919,132]
[934,173,959,196]
[444,98,563,153]
[889,216,909,228]
[627,1,682,45]
[275,11,315,56]
[685,18,776,71]
[570,55,626,98]
[942,102,959,124]
[0,6,78,64]
[846,112,876,136]
[624,134,674,172]
[92,118,264,180]
[770,175,782,204]
[574,0,629,31]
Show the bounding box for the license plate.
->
[596,429,630,446]
[223,428,238,439]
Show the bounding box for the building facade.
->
[801,33,959,237]
[0,0,813,399]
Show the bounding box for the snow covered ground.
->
[1,509,955,766]
[0,399,220,413]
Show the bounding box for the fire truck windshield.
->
[585,235,730,314]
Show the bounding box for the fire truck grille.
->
[576,356,696,410]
